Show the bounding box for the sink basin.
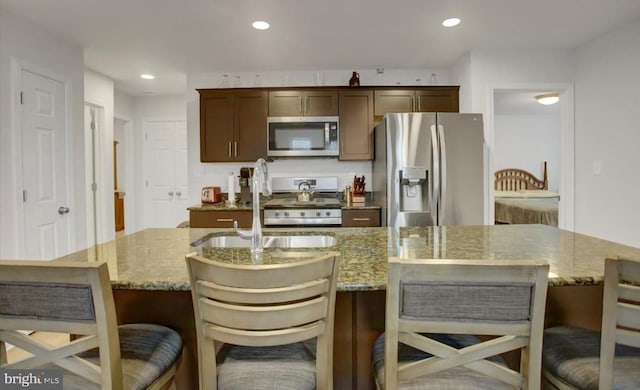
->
[198,235,337,249]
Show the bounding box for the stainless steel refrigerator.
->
[372,112,485,227]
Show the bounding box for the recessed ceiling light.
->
[252,21,270,30]
[535,93,560,105]
[140,74,155,80]
[442,18,461,27]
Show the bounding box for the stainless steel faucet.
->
[233,158,271,252]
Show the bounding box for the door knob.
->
[58,206,70,215]
[168,191,174,196]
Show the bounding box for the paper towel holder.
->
[226,172,237,206]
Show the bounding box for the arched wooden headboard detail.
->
[494,162,548,191]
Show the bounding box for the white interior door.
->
[145,119,188,227]
[21,69,70,259]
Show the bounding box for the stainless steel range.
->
[263,177,342,226]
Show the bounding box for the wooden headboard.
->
[494,162,548,191]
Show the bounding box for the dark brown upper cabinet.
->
[269,90,339,116]
[374,86,459,117]
[339,89,374,161]
[199,89,268,162]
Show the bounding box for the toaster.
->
[201,186,221,204]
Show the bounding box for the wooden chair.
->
[185,252,340,390]
[372,258,549,389]
[542,257,640,389]
[0,260,183,390]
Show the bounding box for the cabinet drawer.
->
[190,210,260,228]
[341,209,381,227]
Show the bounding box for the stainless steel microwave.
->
[267,116,339,157]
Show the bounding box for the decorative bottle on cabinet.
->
[349,71,360,86]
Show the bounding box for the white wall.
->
[0,10,86,258]
[186,69,447,202]
[115,89,134,120]
[449,52,473,113]
[494,114,561,191]
[572,19,640,247]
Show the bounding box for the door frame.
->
[10,57,76,258]
[486,82,575,231]
[114,115,135,235]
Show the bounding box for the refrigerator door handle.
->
[438,123,446,225]
[430,124,440,223]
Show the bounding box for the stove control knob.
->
[275,212,280,217]
[316,211,322,217]
[326,211,331,217]
[284,212,289,217]
[300,212,306,217]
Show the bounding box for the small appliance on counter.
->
[239,167,253,205]
[201,186,222,204]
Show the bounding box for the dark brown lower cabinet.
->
[189,209,258,228]
[342,209,381,227]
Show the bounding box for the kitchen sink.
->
[196,234,337,249]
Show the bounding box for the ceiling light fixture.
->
[252,21,270,30]
[140,74,155,80]
[535,93,560,105]
[442,18,461,27]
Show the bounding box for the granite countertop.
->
[51,225,640,291]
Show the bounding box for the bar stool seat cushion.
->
[52,324,183,390]
[543,326,640,390]
[217,341,316,390]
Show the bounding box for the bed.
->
[494,162,559,227]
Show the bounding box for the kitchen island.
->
[52,224,640,389]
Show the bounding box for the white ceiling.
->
[2,0,639,96]
[494,91,561,116]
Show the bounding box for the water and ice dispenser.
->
[398,166,429,212]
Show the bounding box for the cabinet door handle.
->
[352,218,371,221]
[216,218,234,222]
[305,96,310,114]
[299,97,303,114]
[228,142,232,157]
[234,141,238,157]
